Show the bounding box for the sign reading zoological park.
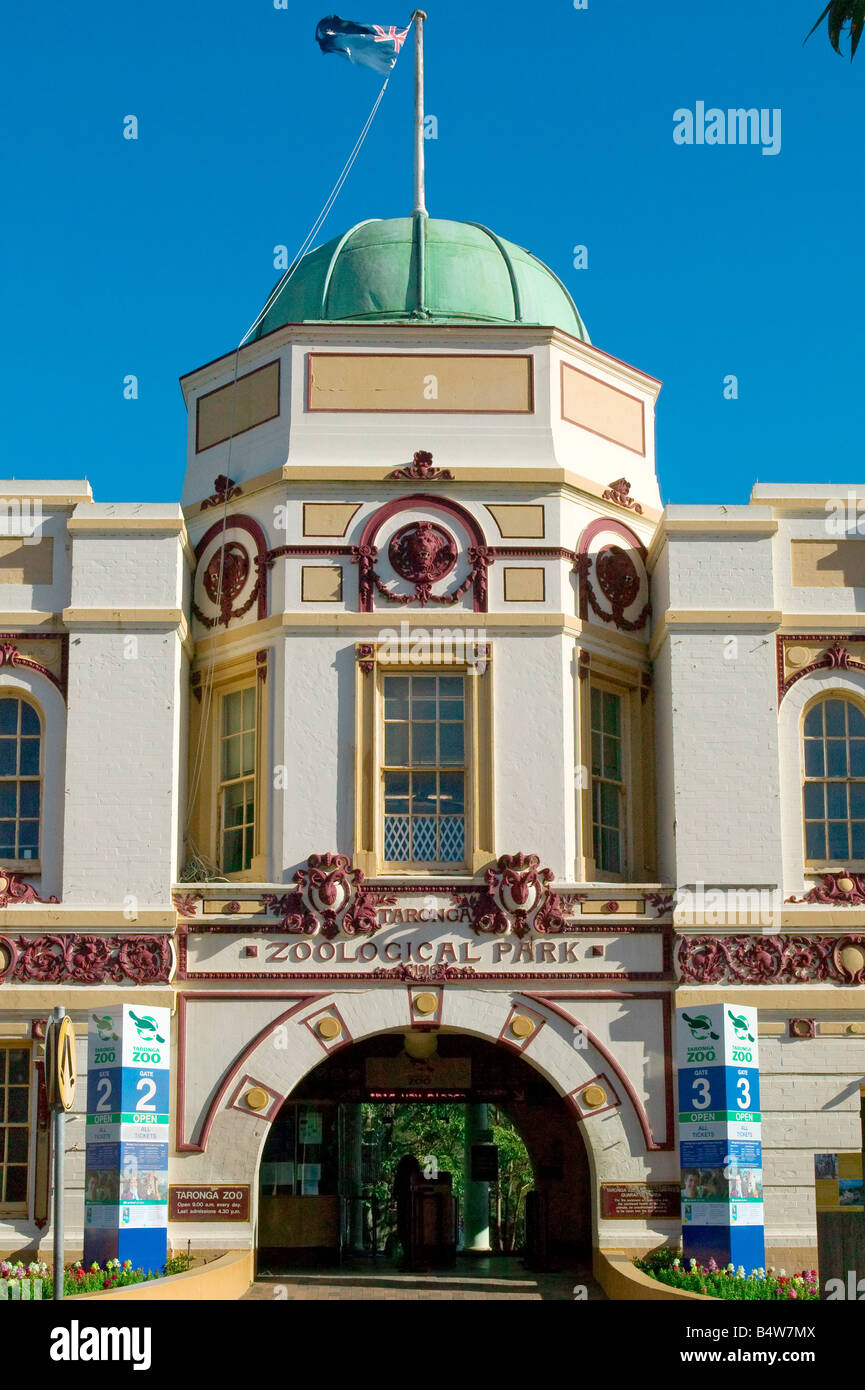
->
[83,1005,171,1275]
[176,854,670,982]
[676,1003,765,1273]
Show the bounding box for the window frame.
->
[801,691,865,871]
[0,694,42,873]
[590,682,628,878]
[379,670,470,873]
[577,657,652,884]
[354,642,494,878]
[217,683,258,877]
[0,1039,32,1215]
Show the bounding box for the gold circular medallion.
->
[413,992,438,1016]
[785,644,810,670]
[837,876,856,894]
[581,1084,607,1110]
[840,943,865,976]
[245,1087,270,1112]
[316,1016,342,1040]
[510,1015,535,1039]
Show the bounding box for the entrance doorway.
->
[256,1031,592,1274]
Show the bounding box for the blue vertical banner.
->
[83,1005,171,1274]
[677,1003,765,1272]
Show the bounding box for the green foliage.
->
[635,1252,820,1301]
[806,1,865,58]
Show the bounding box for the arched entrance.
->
[255,1030,592,1273]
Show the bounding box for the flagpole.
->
[412,10,427,215]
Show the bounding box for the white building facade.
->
[0,218,861,1275]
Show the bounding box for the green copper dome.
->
[250,217,589,342]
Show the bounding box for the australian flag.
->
[316,15,409,75]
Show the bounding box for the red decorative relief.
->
[602,478,643,514]
[387,450,454,482]
[0,873,59,908]
[0,643,67,702]
[172,893,201,917]
[192,516,270,629]
[677,934,865,985]
[371,962,476,981]
[776,634,865,704]
[646,892,676,917]
[7,935,172,985]
[354,496,491,613]
[261,853,396,940]
[786,872,865,906]
[575,520,651,634]
[356,643,376,675]
[200,475,243,510]
[471,853,570,937]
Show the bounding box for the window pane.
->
[804,740,824,777]
[412,723,436,765]
[850,783,865,818]
[242,686,255,728]
[384,723,409,766]
[439,818,465,862]
[19,823,39,856]
[411,774,437,816]
[439,772,465,816]
[805,821,826,859]
[591,688,602,729]
[0,826,14,856]
[852,822,865,859]
[19,782,39,818]
[223,692,242,735]
[825,700,846,736]
[222,735,241,780]
[603,691,621,735]
[600,780,620,827]
[804,705,824,737]
[850,741,865,777]
[241,732,256,776]
[828,821,849,860]
[413,676,436,697]
[5,1167,27,1203]
[19,704,39,736]
[411,699,437,722]
[222,828,243,874]
[826,741,847,777]
[439,723,464,764]
[6,1127,27,1162]
[19,740,39,776]
[591,731,602,777]
[223,782,246,827]
[6,1088,28,1123]
[384,772,409,812]
[600,827,621,874]
[0,741,15,776]
[0,702,17,735]
[603,736,621,781]
[0,785,15,818]
[384,686,409,719]
[8,1050,28,1084]
[438,677,463,700]
[803,782,825,820]
[849,705,865,736]
[827,782,848,820]
[384,675,409,699]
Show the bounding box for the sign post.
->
[677,1003,765,1272]
[83,1005,171,1274]
[45,1006,76,1300]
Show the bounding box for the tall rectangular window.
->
[0,1043,30,1210]
[383,674,466,866]
[591,686,625,875]
[0,698,41,863]
[219,686,256,873]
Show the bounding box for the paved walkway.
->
[244,1256,605,1300]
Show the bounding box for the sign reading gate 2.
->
[676,1003,765,1273]
[83,1005,171,1276]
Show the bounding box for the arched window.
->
[803,696,865,863]
[0,696,41,864]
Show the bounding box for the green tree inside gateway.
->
[361,1103,534,1253]
[807,2,865,58]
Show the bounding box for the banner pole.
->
[412,10,427,215]
[51,1005,65,1301]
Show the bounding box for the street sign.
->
[45,1016,76,1112]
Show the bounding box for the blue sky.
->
[3,1,863,505]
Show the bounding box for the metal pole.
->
[51,1005,65,1300]
[412,10,427,215]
